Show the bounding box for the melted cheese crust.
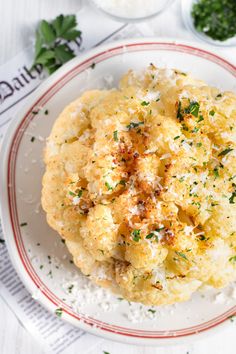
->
[42,66,236,305]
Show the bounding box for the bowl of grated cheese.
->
[89,0,175,22]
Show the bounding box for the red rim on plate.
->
[4,41,236,342]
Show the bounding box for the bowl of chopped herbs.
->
[182,0,236,46]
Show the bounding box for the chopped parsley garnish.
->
[229,256,236,263]
[0,239,5,244]
[145,227,164,240]
[156,226,165,232]
[68,191,76,196]
[141,101,150,106]
[174,135,180,140]
[148,309,156,314]
[132,229,141,242]
[103,352,110,354]
[229,315,236,322]
[218,148,233,157]
[119,179,126,186]
[216,93,222,99]
[31,136,35,142]
[126,121,144,130]
[192,127,199,133]
[187,101,200,117]
[196,142,202,147]
[198,235,207,241]
[77,189,83,198]
[20,222,28,227]
[105,182,113,191]
[209,110,215,116]
[44,109,49,115]
[146,233,155,239]
[197,115,204,123]
[181,124,189,132]
[177,101,183,121]
[68,284,74,293]
[177,101,200,120]
[175,251,188,261]
[191,0,236,41]
[90,62,96,69]
[213,167,219,178]
[229,184,236,204]
[113,130,118,142]
[55,308,63,317]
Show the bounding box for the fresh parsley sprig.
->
[33,14,82,74]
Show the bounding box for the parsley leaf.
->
[33,14,82,74]
[229,256,236,263]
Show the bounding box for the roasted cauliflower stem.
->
[42,66,236,306]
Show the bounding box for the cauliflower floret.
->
[80,204,118,261]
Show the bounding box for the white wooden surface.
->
[0,0,236,353]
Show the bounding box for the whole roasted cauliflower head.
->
[42,65,236,306]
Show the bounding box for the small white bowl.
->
[89,0,175,23]
[181,0,236,47]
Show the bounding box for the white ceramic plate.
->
[0,39,236,346]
